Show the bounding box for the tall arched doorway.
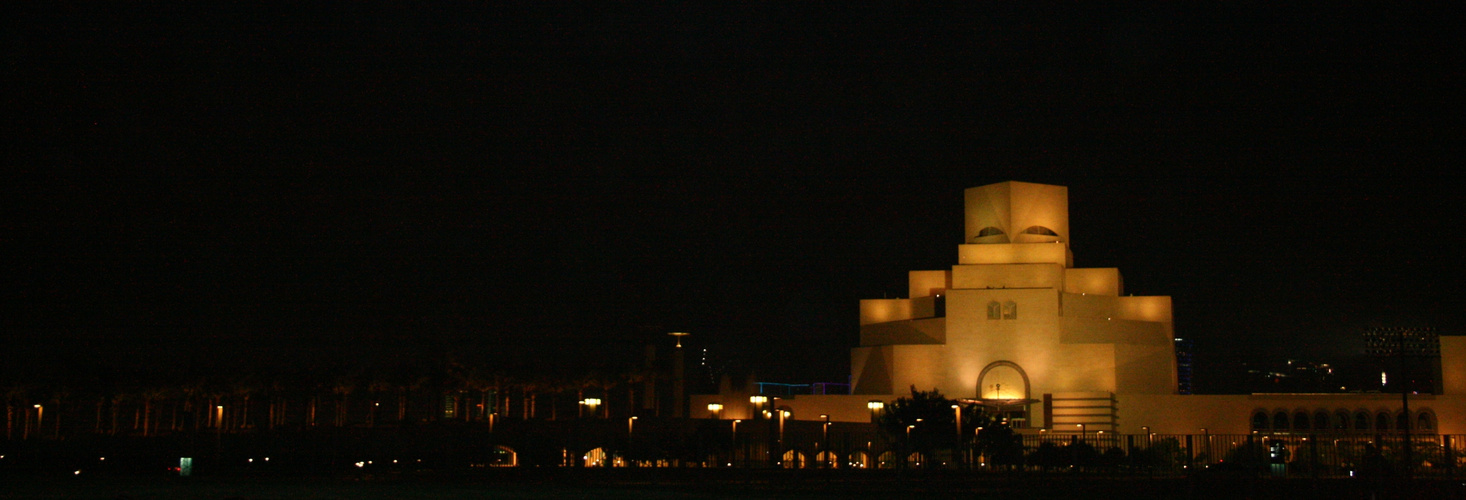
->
[975,361,1033,428]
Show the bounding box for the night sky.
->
[5,5,1463,391]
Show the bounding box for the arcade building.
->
[694,181,1466,436]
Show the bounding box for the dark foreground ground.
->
[4,469,1466,500]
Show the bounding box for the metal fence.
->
[556,417,1466,478]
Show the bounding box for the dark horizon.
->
[5,5,1462,392]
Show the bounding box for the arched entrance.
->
[583,447,608,467]
[488,445,518,467]
[781,450,806,469]
[974,361,1033,427]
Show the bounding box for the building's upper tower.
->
[961,181,1072,267]
[964,181,1069,245]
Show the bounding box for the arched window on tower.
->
[1251,411,1269,431]
[1002,301,1017,320]
[1354,411,1370,431]
[973,226,1010,244]
[987,301,1002,320]
[1022,226,1059,236]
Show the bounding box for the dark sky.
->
[5,5,1463,390]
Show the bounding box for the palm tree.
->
[139,386,166,437]
[230,376,260,430]
[3,383,26,440]
[331,374,356,427]
[366,374,394,427]
[620,368,649,418]
[459,366,495,422]
[177,377,207,432]
[264,375,290,430]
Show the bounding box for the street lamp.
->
[628,416,638,436]
[707,403,723,419]
[820,414,831,468]
[778,410,790,450]
[731,419,742,467]
[1201,428,1210,463]
[1141,426,1151,447]
[750,395,768,419]
[1077,423,1086,441]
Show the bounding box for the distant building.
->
[1175,338,1194,395]
[694,181,1466,434]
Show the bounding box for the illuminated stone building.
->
[694,181,1466,435]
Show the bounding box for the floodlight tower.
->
[670,332,690,417]
[1366,327,1440,479]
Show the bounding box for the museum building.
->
[693,181,1466,435]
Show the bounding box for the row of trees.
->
[1,358,679,441]
[873,386,1024,468]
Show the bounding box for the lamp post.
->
[1142,426,1151,447]
[976,426,985,467]
[952,404,963,467]
[731,419,741,467]
[1077,423,1086,442]
[1200,428,1210,464]
[778,410,790,452]
[867,400,883,422]
[34,405,42,438]
[750,395,768,419]
[628,416,637,436]
[820,414,831,468]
